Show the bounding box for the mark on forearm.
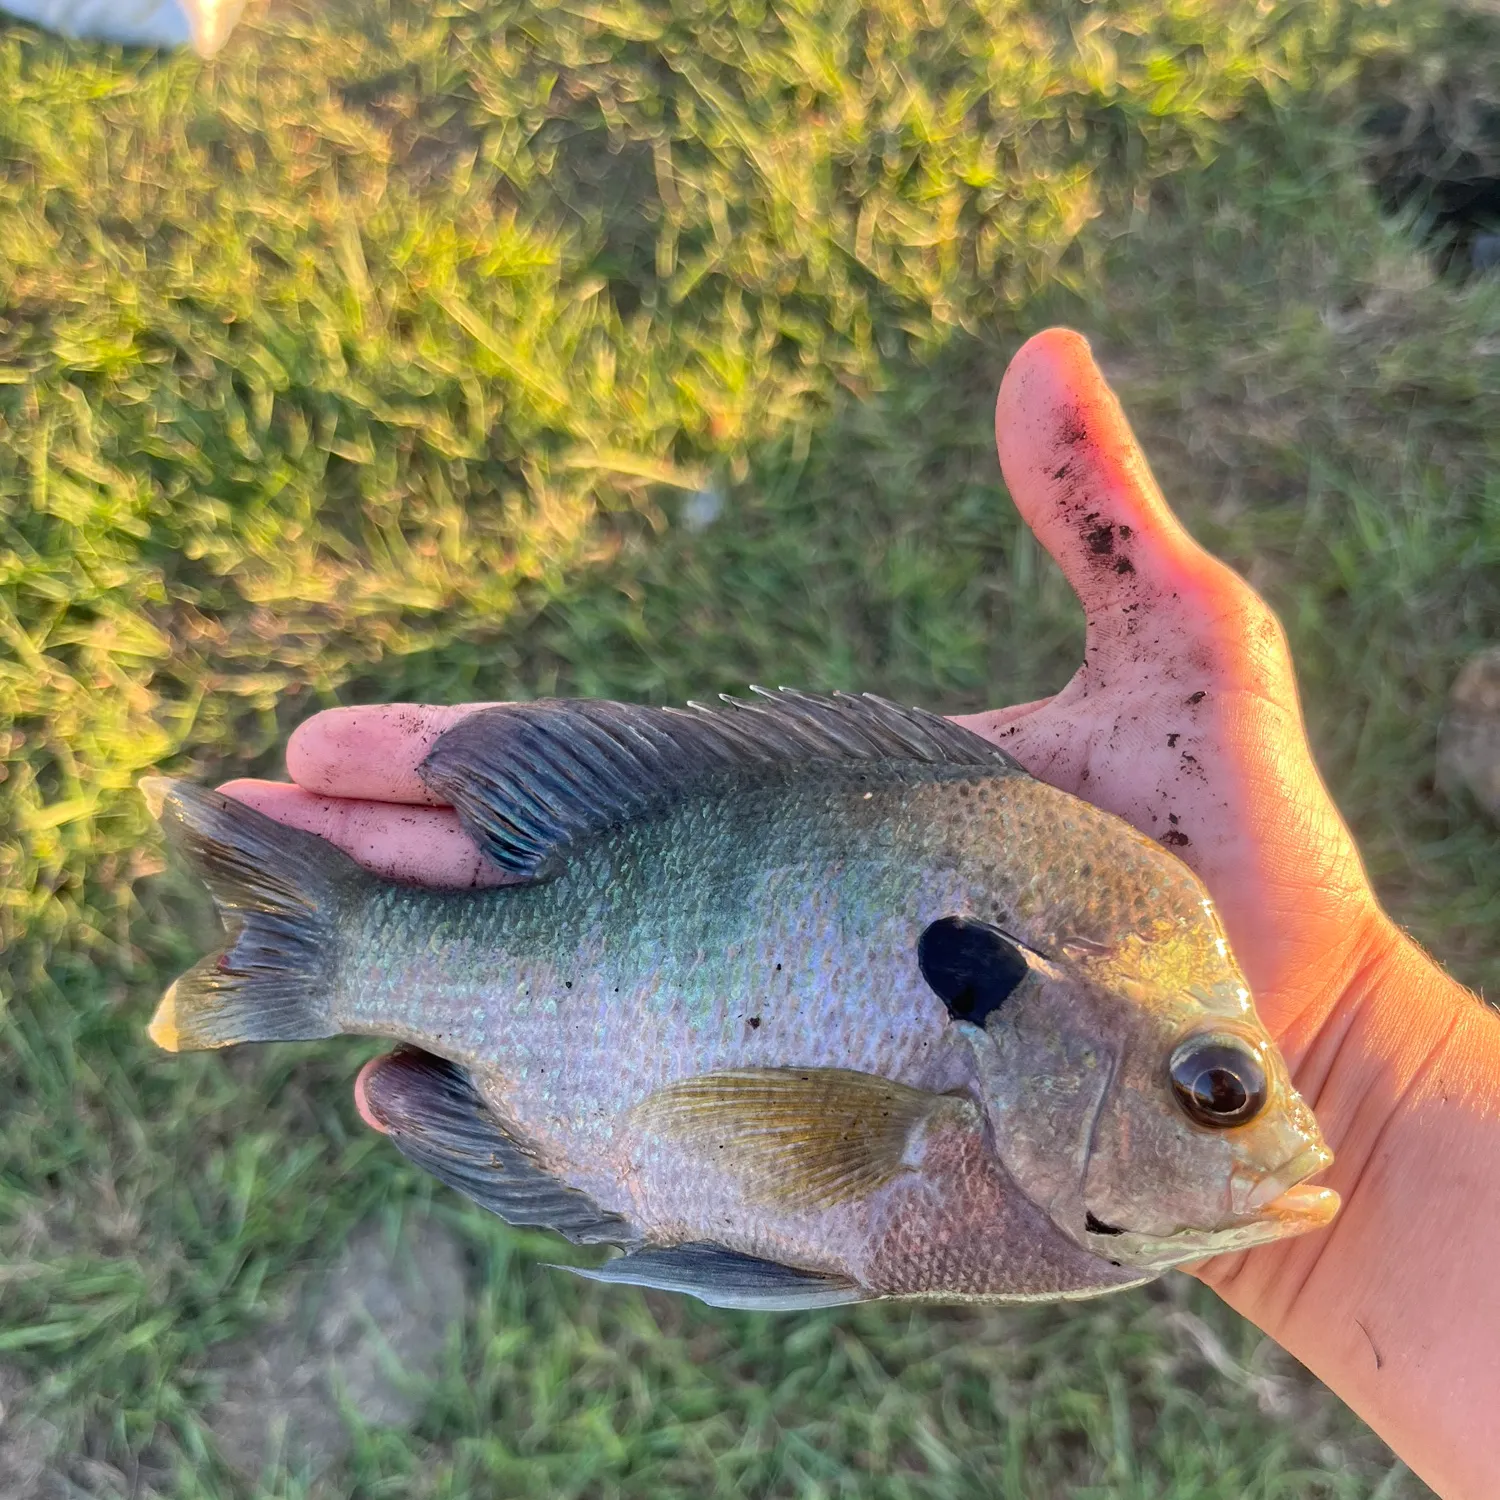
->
[1355,1318,1384,1371]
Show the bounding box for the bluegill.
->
[143,691,1336,1310]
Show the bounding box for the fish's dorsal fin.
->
[562,1242,868,1311]
[359,1047,638,1247]
[418,688,1022,878]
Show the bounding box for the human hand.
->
[223,329,1499,1499]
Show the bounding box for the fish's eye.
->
[1168,1033,1268,1128]
[918,916,1029,1027]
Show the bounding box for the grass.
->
[3,0,1499,1492]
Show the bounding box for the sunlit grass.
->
[2,0,1497,1492]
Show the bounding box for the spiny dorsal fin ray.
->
[418,688,1024,878]
[628,1066,979,1212]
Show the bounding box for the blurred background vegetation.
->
[2,0,1498,1492]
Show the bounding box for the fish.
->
[141,689,1338,1311]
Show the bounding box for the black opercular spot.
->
[918,916,1029,1027]
[1085,1211,1125,1236]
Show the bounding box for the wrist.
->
[1201,923,1500,1499]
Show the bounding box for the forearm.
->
[1202,930,1500,1500]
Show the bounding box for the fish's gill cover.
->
[418,688,1025,876]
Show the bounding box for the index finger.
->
[286,703,498,803]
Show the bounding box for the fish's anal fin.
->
[417,689,1025,878]
[360,1047,637,1248]
[561,1243,869,1311]
[629,1067,976,1212]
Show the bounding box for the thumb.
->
[996,329,1249,663]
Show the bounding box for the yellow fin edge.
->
[147,981,182,1052]
[137,775,173,821]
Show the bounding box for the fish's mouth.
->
[1229,1142,1333,1217]
[1251,1182,1341,1232]
[1088,1184,1339,1270]
[1084,1150,1340,1272]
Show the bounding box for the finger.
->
[219,779,515,888]
[286,703,500,804]
[996,329,1250,647]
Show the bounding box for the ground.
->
[2,0,1499,1493]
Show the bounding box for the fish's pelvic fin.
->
[417,690,1024,878]
[629,1067,975,1211]
[562,1242,868,1311]
[360,1047,637,1247]
[142,778,356,1051]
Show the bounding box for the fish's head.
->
[960,924,1337,1275]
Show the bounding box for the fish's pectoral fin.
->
[360,1047,637,1247]
[629,1067,977,1211]
[560,1243,869,1311]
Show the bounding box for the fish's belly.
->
[593,1092,1141,1301]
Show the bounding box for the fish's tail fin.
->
[141,777,363,1053]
